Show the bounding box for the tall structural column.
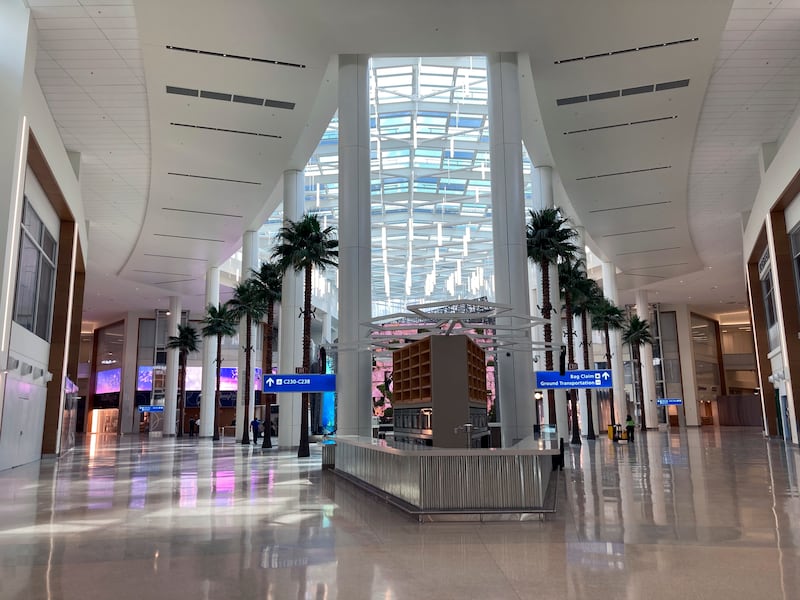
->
[278,170,304,448]
[635,289,658,429]
[0,2,32,429]
[200,266,219,438]
[488,53,535,446]
[337,54,372,437]
[237,230,258,441]
[164,296,181,436]
[602,261,624,426]
[532,167,550,425]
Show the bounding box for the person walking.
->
[251,417,260,445]
[625,414,635,443]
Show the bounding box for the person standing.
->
[251,417,260,445]
[625,414,635,443]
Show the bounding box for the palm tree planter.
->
[273,213,338,458]
[622,314,653,431]
[592,298,625,427]
[527,207,578,428]
[229,279,268,445]
[201,302,237,441]
[166,324,199,438]
[251,261,282,449]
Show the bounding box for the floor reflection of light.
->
[179,472,197,508]
[129,475,147,509]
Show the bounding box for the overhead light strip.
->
[166,45,306,69]
[152,278,197,286]
[616,246,681,256]
[627,262,690,270]
[588,200,672,213]
[153,233,225,243]
[554,37,699,64]
[132,269,193,276]
[168,172,261,185]
[144,253,208,262]
[576,165,671,181]
[166,86,295,110]
[162,207,243,218]
[556,79,689,107]
[565,115,677,135]
[603,226,675,238]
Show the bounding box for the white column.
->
[635,289,658,430]
[602,261,625,425]
[119,313,139,435]
[675,304,700,427]
[236,230,258,441]
[200,266,219,438]
[0,3,32,428]
[322,311,332,344]
[574,226,592,437]
[337,54,372,437]
[489,52,535,446]
[278,170,304,447]
[164,297,181,436]
[532,167,550,425]
[552,262,569,440]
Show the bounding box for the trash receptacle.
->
[608,425,615,440]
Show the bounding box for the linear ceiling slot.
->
[588,201,671,213]
[154,233,225,243]
[166,86,198,97]
[166,86,295,110]
[170,122,282,139]
[588,90,620,101]
[144,253,208,262]
[622,84,653,96]
[656,79,690,91]
[166,45,306,69]
[554,37,699,64]
[132,269,193,276]
[162,207,243,218]
[153,278,197,286]
[556,95,587,106]
[627,262,689,270]
[168,172,261,185]
[602,226,675,238]
[576,165,671,181]
[565,115,677,135]
[617,246,681,256]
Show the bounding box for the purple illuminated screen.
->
[136,366,262,391]
[95,368,121,394]
[137,366,153,391]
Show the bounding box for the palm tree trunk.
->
[566,292,580,445]
[262,301,274,449]
[605,323,616,426]
[298,266,312,458]
[581,312,596,440]
[213,335,222,441]
[241,315,251,445]
[540,259,556,424]
[178,353,186,437]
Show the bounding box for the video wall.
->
[135,366,262,391]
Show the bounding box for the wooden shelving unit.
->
[392,335,488,448]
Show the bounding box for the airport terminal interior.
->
[3,0,800,597]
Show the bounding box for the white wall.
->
[0,372,47,471]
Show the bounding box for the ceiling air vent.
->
[554,37,699,64]
[162,207,243,219]
[565,115,677,135]
[167,86,295,110]
[617,246,681,256]
[166,45,306,69]
[557,79,690,108]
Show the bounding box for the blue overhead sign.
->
[535,370,612,389]
[138,405,164,413]
[656,397,683,406]
[263,374,336,393]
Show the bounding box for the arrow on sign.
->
[602,372,610,380]
[266,377,275,387]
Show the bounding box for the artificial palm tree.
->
[558,257,583,445]
[573,277,603,440]
[229,279,268,445]
[592,297,625,426]
[622,314,653,431]
[166,323,199,438]
[527,207,578,425]
[251,261,283,449]
[273,213,338,458]
[201,302,238,441]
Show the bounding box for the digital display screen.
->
[95,368,121,394]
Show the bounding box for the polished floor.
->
[0,428,798,599]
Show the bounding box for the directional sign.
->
[656,397,683,406]
[138,405,165,413]
[535,369,613,389]
[263,373,336,393]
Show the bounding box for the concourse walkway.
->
[0,429,798,599]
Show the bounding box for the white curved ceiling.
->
[29,0,800,325]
